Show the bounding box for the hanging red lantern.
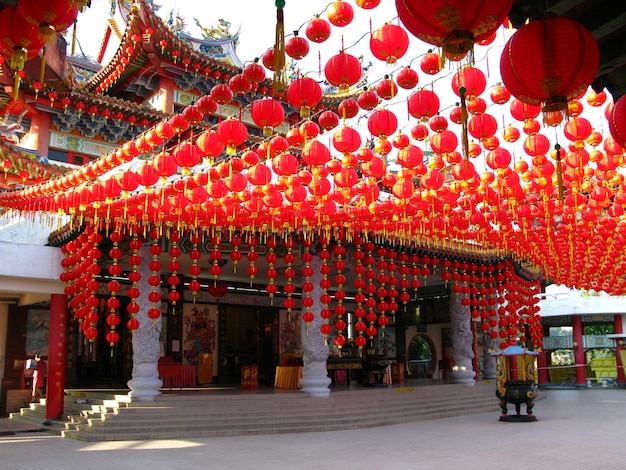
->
[19,0,79,42]
[367,109,398,142]
[324,51,362,93]
[430,130,458,154]
[468,113,497,141]
[318,110,340,131]
[429,115,449,133]
[286,77,322,118]
[338,98,359,119]
[196,130,225,161]
[356,0,381,8]
[500,16,599,115]
[370,23,409,65]
[357,89,380,111]
[228,73,252,96]
[332,126,361,154]
[251,98,285,136]
[452,66,486,98]
[510,98,541,122]
[608,96,626,147]
[327,1,354,27]
[305,15,331,43]
[285,32,309,60]
[420,50,443,75]
[408,89,440,121]
[586,89,607,107]
[0,6,45,70]
[375,76,397,100]
[243,59,266,84]
[208,280,229,299]
[210,83,233,105]
[173,142,201,174]
[396,0,512,61]
[217,118,248,155]
[396,66,419,89]
[490,84,511,105]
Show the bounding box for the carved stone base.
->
[300,364,332,398]
[452,368,476,386]
[128,377,162,402]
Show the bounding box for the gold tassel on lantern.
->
[273,0,287,97]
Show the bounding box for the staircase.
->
[10,382,501,442]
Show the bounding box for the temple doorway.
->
[407,334,436,379]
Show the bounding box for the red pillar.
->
[572,315,586,386]
[537,350,548,385]
[46,294,68,420]
[614,315,625,383]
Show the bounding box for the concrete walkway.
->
[1,388,624,470]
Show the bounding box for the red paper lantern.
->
[357,89,379,111]
[0,6,45,69]
[173,142,201,172]
[396,66,419,89]
[332,126,361,154]
[609,96,626,147]
[370,23,409,65]
[286,77,322,118]
[420,50,443,75]
[285,32,310,60]
[251,98,285,136]
[356,0,381,8]
[367,109,398,141]
[375,76,397,100]
[490,84,511,105]
[327,1,354,27]
[19,0,79,42]
[324,51,362,93]
[396,0,512,60]
[452,66,486,98]
[338,98,359,119]
[500,16,600,114]
[217,119,248,155]
[318,110,340,131]
[408,89,440,121]
[210,83,233,105]
[243,59,266,83]
[228,73,252,96]
[305,15,331,43]
[468,113,497,140]
[430,131,458,157]
[196,130,225,160]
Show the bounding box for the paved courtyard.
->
[1,388,624,470]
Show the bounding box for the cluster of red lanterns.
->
[58,222,545,351]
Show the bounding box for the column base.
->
[300,374,332,398]
[452,368,476,386]
[127,377,162,402]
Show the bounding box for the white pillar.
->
[127,244,163,401]
[0,303,8,402]
[450,290,475,386]
[300,254,332,397]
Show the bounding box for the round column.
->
[450,290,476,386]
[127,243,163,401]
[300,253,331,397]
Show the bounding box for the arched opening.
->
[407,334,436,379]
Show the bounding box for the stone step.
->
[78,398,497,429]
[11,381,504,442]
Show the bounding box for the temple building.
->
[0,0,625,432]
